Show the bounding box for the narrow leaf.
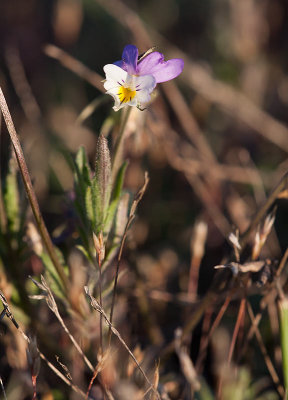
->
[4,156,20,234]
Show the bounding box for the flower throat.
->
[118,86,136,103]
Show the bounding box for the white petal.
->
[135,74,156,92]
[136,90,151,106]
[113,102,126,111]
[103,64,127,84]
[125,97,138,108]
[104,79,119,91]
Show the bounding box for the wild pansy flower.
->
[103,45,184,111]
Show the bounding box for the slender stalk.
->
[108,173,149,346]
[111,106,132,183]
[247,302,284,398]
[228,298,246,364]
[278,296,288,396]
[98,255,103,355]
[0,375,7,400]
[85,287,161,400]
[0,88,69,293]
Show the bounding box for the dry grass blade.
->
[0,375,7,400]
[0,287,93,399]
[39,352,92,400]
[109,172,149,334]
[247,302,284,398]
[86,350,110,400]
[174,328,201,393]
[240,173,288,248]
[44,44,104,92]
[5,44,42,124]
[30,275,94,372]
[0,88,69,292]
[85,287,161,400]
[149,360,160,400]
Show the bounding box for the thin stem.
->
[247,302,284,398]
[0,88,69,293]
[108,173,149,346]
[278,289,288,395]
[196,296,231,372]
[111,106,132,183]
[0,375,7,400]
[98,256,103,355]
[85,287,161,400]
[228,298,246,364]
[217,298,246,399]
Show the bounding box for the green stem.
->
[0,88,69,293]
[279,297,288,397]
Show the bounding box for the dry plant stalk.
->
[30,275,94,372]
[0,376,7,400]
[85,287,161,400]
[0,88,69,292]
[247,302,284,398]
[109,172,150,337]
[174,328,201,393]
[26,336,41,400]
[0,289,93,399]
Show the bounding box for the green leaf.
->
[75,146,91,186]
[103,197,120,237]
[76,244,94,263]
[103,162,128,238]
[4,156,20,234]
[111,161,128,202]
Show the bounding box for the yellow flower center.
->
[118,86,136,103]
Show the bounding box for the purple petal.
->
[114,60,125,69]
[137,52,184,83]
[120,45,138,75]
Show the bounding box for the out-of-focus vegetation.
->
[1,0,288,399]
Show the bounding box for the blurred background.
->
[1,0,288,399]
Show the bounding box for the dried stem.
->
[44,44,104,92]
[108,173,149,344]
[0,289,93,399]
[85,287,161,400]
[247,302,284,398]
[40,351,92,399]
[0,375,7,400]
[240,173,288,248]
[0,88,69,293]
[196,296,231,372]
[31,276,94,372]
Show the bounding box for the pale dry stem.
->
[85,287,161,400]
